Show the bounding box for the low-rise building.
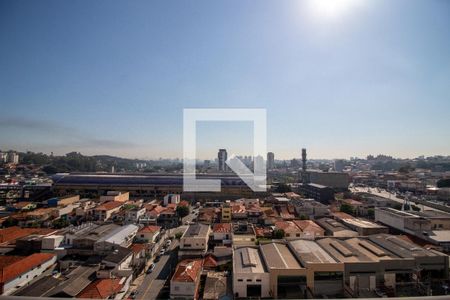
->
[300,183,335,204]
[125,207,146,224]
[221,200,232,222]
[233,247,270,298]
[170,259,203,300]
[164,194,181,206]
[0,253,56,295]
[137,225,161,243]
[94,224,139,254]
[375,207,450,251]
[212,223,232,245]
[94,201,123,221]
[179,224,211,258]
[315,218,358,237]
[100,191,130,203]
[333,212,389,236]
[291,198,329,219]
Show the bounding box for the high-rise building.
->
[334,159,346,172]
[7,151,19,164]
[0,152,7,163]
[218,149,228,172]
[267,152,274,170]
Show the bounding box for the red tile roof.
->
[138,225,161,234]
[213,223,232,233]
[178,200,190,207]
[172,259,203,282]
[0,227,55,244]
[232,204,246,214]
[130,243,147,254]
[275,221,302,234]
[95,201,122,211]
[333,211,354,220]
[343,199,364,206]
[0,253,55,283]
[203,255,218,268]
[293,220,324,236]
[77,278,122,299]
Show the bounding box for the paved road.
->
[135,240,179,300]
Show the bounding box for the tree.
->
[2,218,18,228]
[175,232,183,240]
[437,179,450,188]
[176,205,190,219]
[273,229,285,239]
[52,218,70,229]
[300,214,309,220]
[340,203,354,215]
[275,184,292,193]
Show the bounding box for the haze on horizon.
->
[1,0,449,160]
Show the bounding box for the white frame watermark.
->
[183,108,267,192]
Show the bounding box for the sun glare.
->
[307,0,360,20]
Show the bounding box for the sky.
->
[1,0,449,160]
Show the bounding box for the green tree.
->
[2,218,18,228]
[175,232,183,240]
[275,184,292,193]
[176,205,190,219]
[437,179,450,188]
[52,219,70,229]
[273,229,285,239]
[340,203,355,215]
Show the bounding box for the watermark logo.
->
[183,108,267,192]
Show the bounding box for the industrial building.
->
[232,235,448,299]
[52,173,262,199]
[375,207,450,251]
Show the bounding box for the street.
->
[135,239,179,300]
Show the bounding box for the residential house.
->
[137,225,161,243]
[212,223,232,245]
[170,259,203,300]
[94,201,123,221]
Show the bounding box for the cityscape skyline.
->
[1,0,450,159]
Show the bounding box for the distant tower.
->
[267,152,275,170]
[301,148,307,173]
[218,149,228,172]
[301,148,309,185]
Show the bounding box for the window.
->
[247,279,252,282]
[238,279,243,282]
[256,279,261,282]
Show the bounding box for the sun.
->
[307,0,360,20]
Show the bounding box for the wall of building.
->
[3,256,56,295]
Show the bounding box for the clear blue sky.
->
[1,0,449,160]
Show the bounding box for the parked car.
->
[147,263,156,274]
[159,249,165,256]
